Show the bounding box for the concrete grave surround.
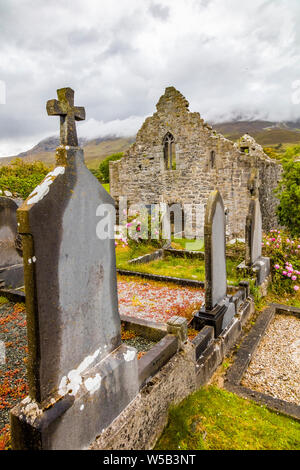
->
[0,196,24,287]
[10,88,139,450]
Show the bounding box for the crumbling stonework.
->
[110,87,282,238]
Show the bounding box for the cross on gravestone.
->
[193,190,236,336]
[47,87,85,147]
[10,89,138,450]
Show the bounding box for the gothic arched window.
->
[163,132,176,170]
[210,150,216,169]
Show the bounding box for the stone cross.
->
[204,190,227,310]
[47,87,85,147]
[11,89,138,450]
[245,197,262,266]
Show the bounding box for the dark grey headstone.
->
[0,196,23,268]
[0,196,24,288]
[10,88,139,450]
[245,198,262,266]
[204,190,227,310]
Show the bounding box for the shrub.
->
[98,152,123,183]
[275,159,300,237]
[262,230,300,295]
[0,158,51,199]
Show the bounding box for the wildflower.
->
[274,264,280,270]
[282,271,287,276]
[292,275,297,281]
[294,286,299,292]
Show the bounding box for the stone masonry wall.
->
[110,87,281,238]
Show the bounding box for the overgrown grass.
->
[155,386,300,450]
[116,246,243,285]
[102,183,110,193]
[171,237,204,251]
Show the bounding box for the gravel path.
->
[242,314,300,406]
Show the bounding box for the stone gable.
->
[110,87,281,238]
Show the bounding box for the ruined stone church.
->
[110,87,281,238]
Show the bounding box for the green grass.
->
[172,237,204,251]
[102,183,110,193]
[0,297,9,305]
[155,386,300,450]
[116,248,243,285]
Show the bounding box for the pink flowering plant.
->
[262,230,300,295]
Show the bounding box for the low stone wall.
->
[164,248,205,259]
[128,249,164,265]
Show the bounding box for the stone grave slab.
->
[10,88,139,450]
[245,198,270,285]
[193,190,236,336]
[0,196,24,287]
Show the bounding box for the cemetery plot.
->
[0,299,28,446]
[117,275,205,324]
[242,313,300,405]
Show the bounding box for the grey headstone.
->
[245,198,262,266]
[10,88,139,450]
[0,196,22,268]
[204,190,227,310]
[0,196,24,287]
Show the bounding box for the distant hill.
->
[0,136,135,169]
[1,118,300,168]
[212,120,300,146]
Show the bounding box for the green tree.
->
[98,152,123,183]
[276,159,300,236]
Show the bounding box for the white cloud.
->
[78,115,145,140]
[0,0,300,156]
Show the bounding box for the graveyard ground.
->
[1,233,299,450]
[154,386,300,450]
[116,243,244,286]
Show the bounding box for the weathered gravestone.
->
[10,88,139,450]
[0,196,24,287]
[193,190,235,335]
[245,197,270,285]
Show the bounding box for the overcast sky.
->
[0,0,300,157]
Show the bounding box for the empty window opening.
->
[163,132,176,170]
[210,150,216,169]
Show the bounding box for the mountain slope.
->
[0,136,135,169]
[1,118,300,168]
